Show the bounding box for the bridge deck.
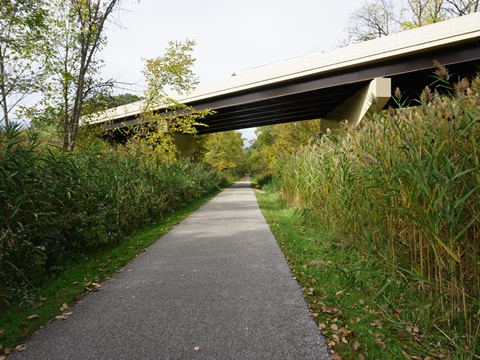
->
[86,12,480,134]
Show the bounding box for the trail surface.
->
[9,181,330,359]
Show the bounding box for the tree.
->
[246,125,278,177]
[131,39,213,160]
[272,120,322,154]
[0,0,47,127]
[403,0,449,28]
[338,0,479,46]
[444,0,480,15]
[203,131,247,176]
[337,0,403,45]
[27,0,123,151]
[247,120,322,177]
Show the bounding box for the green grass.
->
[256,189,477,359]
[0,189,221,356]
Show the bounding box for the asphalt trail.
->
[9,181,331,359]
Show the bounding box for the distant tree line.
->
[338,0,479,45]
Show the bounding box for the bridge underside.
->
[102,41,480,135]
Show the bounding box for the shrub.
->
[0,125,222,309]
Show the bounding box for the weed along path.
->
[8,181,330,360]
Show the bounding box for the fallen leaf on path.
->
[55,311,72,320]
[15,344,26,351]
[91,283,101,291]
[193,346,200,351]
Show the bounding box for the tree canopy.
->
[338,0,479,45]
[0,0,48,127]
[203,131,247,177]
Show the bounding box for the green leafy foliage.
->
[0,124,224,312]
[24,0,123,151]
[203,130,248,179]
[125,39,214,161]
[0,0,48,126]
[247,120,322,179]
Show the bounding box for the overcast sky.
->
[100,0,361,140]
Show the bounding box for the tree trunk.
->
[62,0,119,152]
[0,46,10,128]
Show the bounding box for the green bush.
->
[0,125,222,309]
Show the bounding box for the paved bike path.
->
[9,181,331,359]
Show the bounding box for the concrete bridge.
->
[86,12,480,135]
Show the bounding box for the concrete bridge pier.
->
[321,77,391,132]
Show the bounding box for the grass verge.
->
[0,189,222,357]
[256,189,475,360]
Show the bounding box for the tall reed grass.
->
[0,125,224,310]
[277,72,480,349]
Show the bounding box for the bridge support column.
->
[173,133,195,158]
[321,77,391,132]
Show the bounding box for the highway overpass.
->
[85,12,480,135]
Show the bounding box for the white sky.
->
[100,0,361,141]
